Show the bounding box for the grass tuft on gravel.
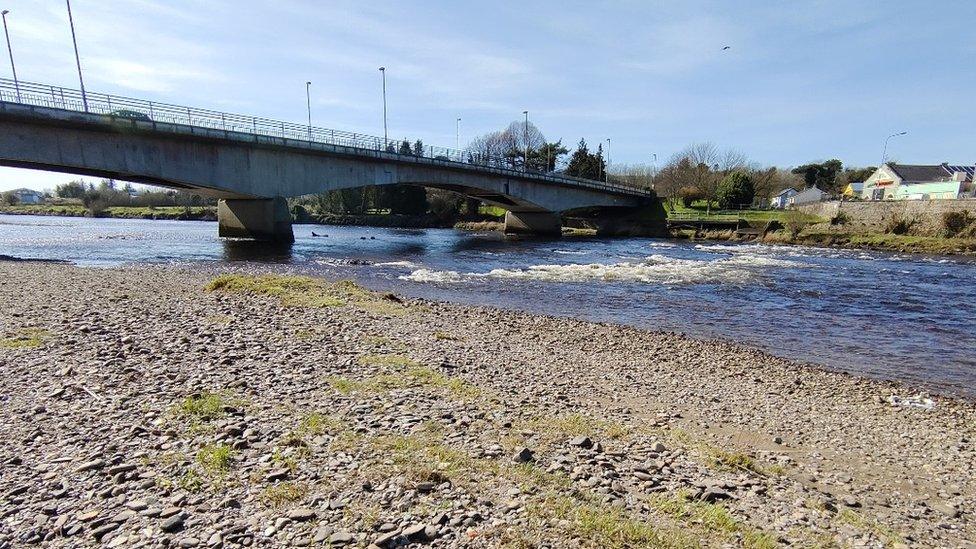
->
[206,274,412,314]
[0,327,51,349]
[650,491,777,548]
[260,482,308,507]
[197,444,234,474]
[176,392,227,421]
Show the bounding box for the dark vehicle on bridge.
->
[109,109,151,122]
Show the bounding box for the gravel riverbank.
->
[0,262,973,548]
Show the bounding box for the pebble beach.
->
[0,261,973,548]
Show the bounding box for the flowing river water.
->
[2,214,974,398]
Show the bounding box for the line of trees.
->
[611,142,877,212]
[51,179,216,215]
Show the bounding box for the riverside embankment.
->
[0,261,973,547]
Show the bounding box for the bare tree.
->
[682,143,720,214]
[609,163,656,190]
[654,152,687,211]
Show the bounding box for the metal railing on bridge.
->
[0,77,653,198]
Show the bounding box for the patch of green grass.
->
[708,449,764,475]
[836,509,903,546]
[531,495,696,549]
[175,392,227,421]
[299,412,344,436]
[650,491,777,548]
[405,366,481,399]
[197,444,233,474]
[433,331,461,341]
[179,469,204,492]
[358,353,420,369]
[0,328,51,349]
[206,274,344,307]
[259,482,308,507]
[206,274,415,314]
[271,448,300,473]
[326,376,360,395]
[526,413,631,443]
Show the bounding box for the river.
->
[2,214,973,398]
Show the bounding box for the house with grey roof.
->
[789,186,830,207]
[9,188,45,205]
[861,163,975,200]
[770,187,798,209]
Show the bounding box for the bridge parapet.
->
[0,77,651,200]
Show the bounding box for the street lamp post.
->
[606,138,611,183]
[456,117,460,151]
[881,131,907,166]
[65,0,88,112]
[305,81,312,141]
[522,110,529,172]
[1,10,20,102]
[378,67,387,149]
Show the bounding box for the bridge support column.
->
[504,211,562,237]
[218,197,294,243]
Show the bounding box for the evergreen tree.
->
[413,139,424,157]
[566,139,593,179]
[716,172,756,209]
[398,140,413,155]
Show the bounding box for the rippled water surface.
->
[2,214,974,397]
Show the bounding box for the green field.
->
[0,204,216,220]
[663,200,825,224]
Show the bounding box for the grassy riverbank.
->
[0,204,217,220]
[0,261,972,547]
[675,227,976,256]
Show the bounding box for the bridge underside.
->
[0,104,652,240]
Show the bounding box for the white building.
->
[770,188,798,209]
[789,186,830,207]
[10,188,45,204]
[861,163,975,200]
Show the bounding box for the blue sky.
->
[1,0,974,191]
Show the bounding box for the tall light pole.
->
[523,110,529,172]
[1,10,20,102]
[455,117,461,150]
[881,131,907,166]
[305,81,312,141]
[65,0,88,112]
[606,138,611,183]
[378,67,387,149]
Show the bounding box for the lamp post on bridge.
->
[305,81,312,141]
[881,131,907,167]
[606,138,611,183]
[523,110,529,172]
[378,67,388,149]
[65,0,88,112]
[1,9,20,102]
[456,117,460,151]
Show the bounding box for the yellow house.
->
[841,182,864,198]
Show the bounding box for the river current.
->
[2,214,973,398]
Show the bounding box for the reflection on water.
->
[2,213,975,398]
[221,240,295,263]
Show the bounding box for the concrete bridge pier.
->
[504,211,562,237]
[217,197,294,243]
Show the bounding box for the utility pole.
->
[606,138,611,183]
[456,117,461,150]
[1,10,20,102]
[523,110,529,172]
[65,0,87,112]
[378,67,387,149]
[305,81,312,141]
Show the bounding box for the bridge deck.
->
[0,77,651,200]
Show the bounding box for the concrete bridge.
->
[0,78,654,242]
